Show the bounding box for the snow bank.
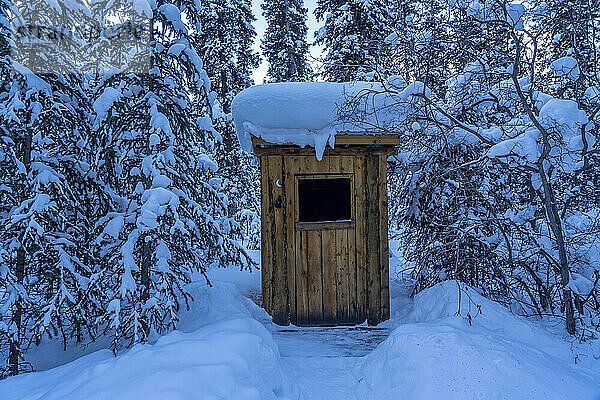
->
[358,281,600,400]
[1,282,297,400]
[204,255,262,304]
[231,82,418,160]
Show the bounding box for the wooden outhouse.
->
[254,135,400,326]
[231,82,401,326]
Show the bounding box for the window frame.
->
[294,173,355,231]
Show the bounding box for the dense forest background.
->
[1,0,599,377]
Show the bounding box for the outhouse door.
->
[260,151,389,327]
[287,155,361,326]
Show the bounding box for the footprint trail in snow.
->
[267,324,392,400]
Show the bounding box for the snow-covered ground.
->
[1,281,298,400]
[358,280,600,400]
[2,247,600,399]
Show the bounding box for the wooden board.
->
[296,221,355,231]
[254,146,398,157]
[379,155,390,321]
[267,155,288,325]
[335,228,349,323]
[347,227,357,324]
[253,134,401,147]
[366,154,381,325]
[322,155,338,325]
[284,155,297,325]
[322,230,337,324]
[354,155,368,324]
[306,229,323,325]
[295,230,310,325]
[260,156,272,314]
[340,156,357,324]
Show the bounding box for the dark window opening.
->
[298,178,352,222]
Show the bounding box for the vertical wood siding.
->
[259,152,390,326]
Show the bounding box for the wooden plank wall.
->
[363,154,391,324]
[259,151,390,326]
[260,156,272,315]
[261,155,289,324]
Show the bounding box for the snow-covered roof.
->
[231,82,410,159]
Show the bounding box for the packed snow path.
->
[270,325,392,358]
[259,279,411,400]
[267,325,392,400]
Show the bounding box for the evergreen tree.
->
[196,0,259,111]
[314,0,392,81]
[92,0,252,351]
[383,0,450,95]
[261,0,311,82]
[0,0,98,375]
[195,0,261,245]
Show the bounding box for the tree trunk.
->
[510,36,576,334]
[9,131,32,374]
[140,235,151,340]
[8,248,26,376]
[538,165,576,334]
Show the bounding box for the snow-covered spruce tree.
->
[315,0,392,81]
[261,0,311,82]
[195,0,261,246]
[0,0,18,376]
[382,0,451,95]
[195,0,259,110]
[383,0,519,97]
[0,0,104,376]
[92,1,252,351]
[210,114,262,249]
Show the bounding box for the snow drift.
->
[357,281,600,400]
[0,282,297,400]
